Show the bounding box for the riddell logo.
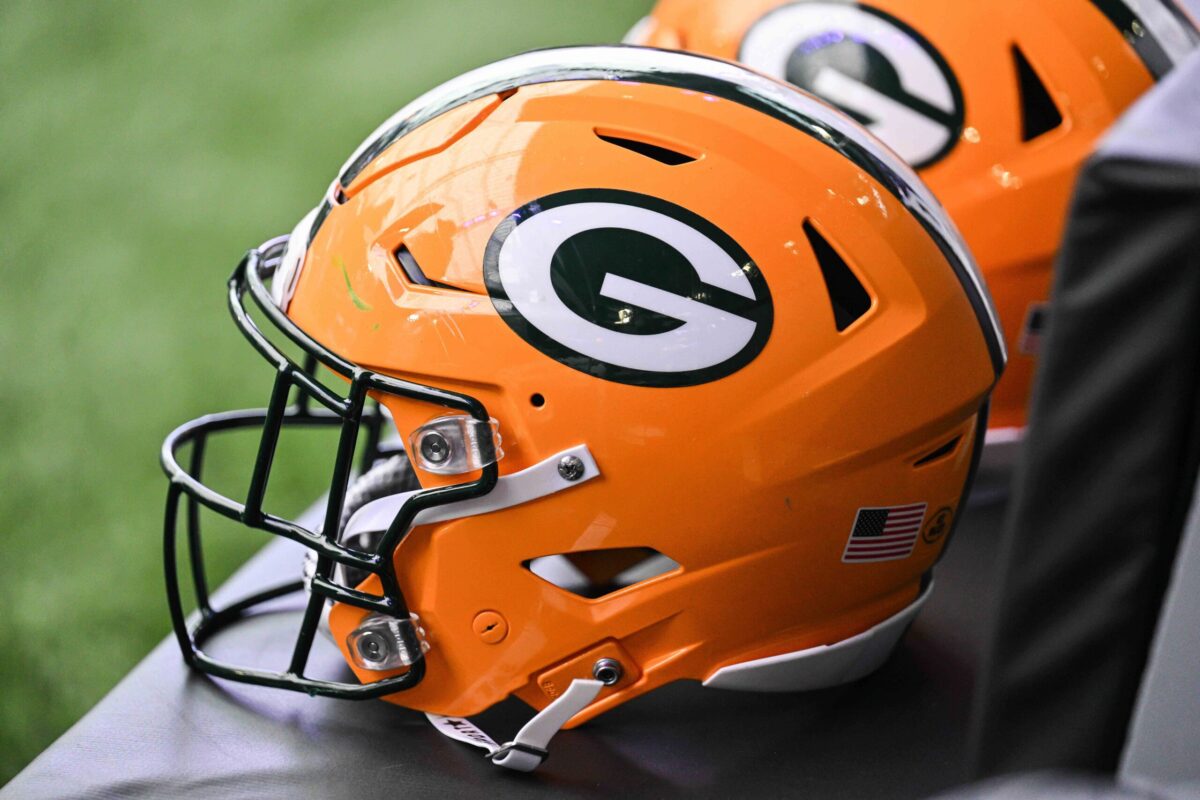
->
[740,1,965,168]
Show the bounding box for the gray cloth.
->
[1098,50,1200,166]
[969,50,1200,778]
[1121,472,1200,791]
[931,771,1197,800]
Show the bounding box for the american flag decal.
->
[842,503,927,563]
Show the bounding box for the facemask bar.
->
[161,237,499,698]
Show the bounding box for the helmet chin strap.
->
[426,678,604,772]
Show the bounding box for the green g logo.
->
[484,189,773,387]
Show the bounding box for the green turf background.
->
[0,0,651,783]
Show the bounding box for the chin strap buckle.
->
[488,741,550,771]
[426,678,604,773]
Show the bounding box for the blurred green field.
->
[0,0,650,783]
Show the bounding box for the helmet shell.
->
[283,47,999,720]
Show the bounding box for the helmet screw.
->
[419,431,451,465]
[592,658,623,686]
[558,455,585,482]
[355,630,390,665]
[472,610,508,644]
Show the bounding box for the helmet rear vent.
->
[913,436,962,467]
[1013,46,1063,142]
[525,547,680,599]
[803,220,872,332]
[594,130,697,166]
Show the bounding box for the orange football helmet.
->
[162,46,1002,771]
[628,0,1199,435]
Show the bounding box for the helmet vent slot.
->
[803,220,872,332]
[914,436,962,467]
[395,244,464,291]
[594,130,697,165]
[525,547,680,599]
[1013,46,1063,142]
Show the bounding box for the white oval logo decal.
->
[483,190,773,387]
[740,1,964,169]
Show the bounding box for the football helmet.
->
[628,0,1200,435]
[161,45,1002,771]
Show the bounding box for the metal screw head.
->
[592,658,623,686]
[419,431,451,464]
[356,631,391,665]
[558,455,585,482]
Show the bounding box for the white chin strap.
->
[426,679,604,772]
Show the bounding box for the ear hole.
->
[1013,45,1063,142]
[594,129,698,165]
[914,436,962,467]
[525,547,680,599]
[803,220,872,332]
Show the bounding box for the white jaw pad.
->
[702,581,933,692]
[342,444,599,540]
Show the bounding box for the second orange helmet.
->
[629,0,1200,435]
